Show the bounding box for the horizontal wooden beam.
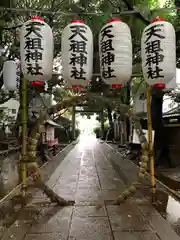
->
[164,123,180,127]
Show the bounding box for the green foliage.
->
[131,77,145,96]
[75,128,80,138]
[0,90,16,104]
[0,107,15,123]
[93,126,101,138]
[0,109,6,122]
[93,123,108,138]
[53,86,74,102]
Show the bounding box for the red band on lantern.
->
[31,16,44,21]
[71,20,84,23]
[152,16,164,23]
[108,18,121,23]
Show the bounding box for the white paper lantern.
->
[99,18,132,88]
[3,60,17,90]
[61,19,93,88]
[20,16,54,81]
[141,17,176,88]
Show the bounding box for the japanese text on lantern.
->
[24,21,44,76]
[69,25,88,80]
[100,25,115,79]
[144,24,165,79]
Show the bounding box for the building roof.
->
[139,110,180,120]
[45,119,63,128]
[164,106,180,114]
[162,105,180,118]
[54,116,71,126]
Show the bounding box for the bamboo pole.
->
[20,78,28,197]
[146,84,156,202]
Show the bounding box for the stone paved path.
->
[1,135,180,240]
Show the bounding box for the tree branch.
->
[0,72,3,89]
[109,0,121,12]
[122,0,150,25]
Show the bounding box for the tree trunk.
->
[151,89,171,167]
[107,107,113,128]
[100,109,105,139]
[107,107,114,141]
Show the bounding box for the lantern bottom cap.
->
[153,83,165,88]
[111,84,122,88]
[72,85,84,89]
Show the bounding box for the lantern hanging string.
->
[0,6,179,18]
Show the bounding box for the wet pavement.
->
[0,135,180,240]
[108,142,180,236]
[0,144,70,200]
[0,153,19,198]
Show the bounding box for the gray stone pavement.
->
[1,136,180,240]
